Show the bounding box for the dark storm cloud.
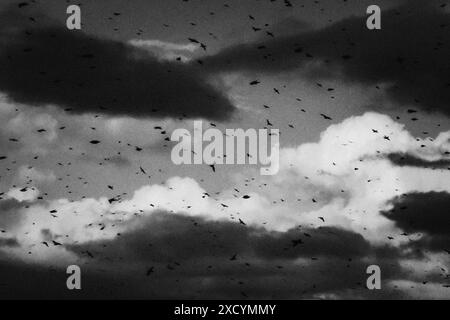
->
[0,211,407,299]
[388,153,450,169]
[252,226,373,260]
[382,192,450,252]
[0,8,235,121]
[383,192,450,235]
[0,259,137,299]
[0,254,404,299]
[47,211,404,299]
[0,210,432,299]
[200,0,450,115]
[67,211,377,263]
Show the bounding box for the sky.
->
[0,0,450,299]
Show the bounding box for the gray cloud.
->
[383,192,450,253]
[388,153,450,170]
[0,208,443,299]
[0,7,235,121]
[8,211,404,299]
[0,237,18,248]
[200,0,450,115]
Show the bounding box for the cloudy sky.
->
[0,0,450,299]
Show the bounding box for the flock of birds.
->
[0,0,449,297]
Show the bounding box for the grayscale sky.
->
[0,0,449,299]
